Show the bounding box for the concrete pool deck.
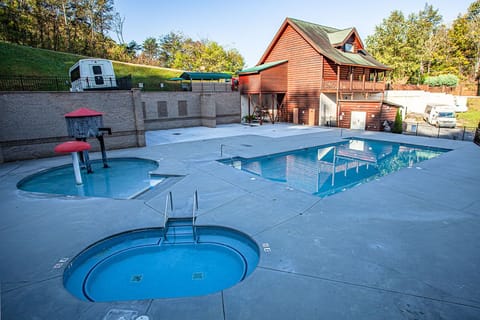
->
[1,123,479,319]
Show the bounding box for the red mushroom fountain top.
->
[64,107,103,118]
[54,141,91,154]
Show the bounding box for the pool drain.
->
[130,274,143,282]
[192,272,205,280]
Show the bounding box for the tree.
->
[366,5,443,84]
[392,108,403,134]
[405,4,442,83]
[366,10,411,83]
[140,37,159,64]
[158,31,185,67]
[112,12,125,44]
[158,32,245,73]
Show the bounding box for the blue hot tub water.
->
[63,227,260,302]
[17,157,162,199]
[220,138,449,198]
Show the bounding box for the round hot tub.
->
[63,226,259,302]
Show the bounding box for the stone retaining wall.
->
[0,90,240,162]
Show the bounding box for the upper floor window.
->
[344,43,354,53]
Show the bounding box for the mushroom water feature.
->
[54,141,91,185]
[64,107,111,172]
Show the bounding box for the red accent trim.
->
[64,108,103,118]
[54,141,91,153]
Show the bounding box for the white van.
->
[69,59,117,92]
[423,104,456,128]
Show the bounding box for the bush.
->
[392,108,403,134]
[424,74,459,87]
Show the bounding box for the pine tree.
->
[392,109,403,134]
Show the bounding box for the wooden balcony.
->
[321,80,386,92]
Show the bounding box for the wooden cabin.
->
[238,17,396,130]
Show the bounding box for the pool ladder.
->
[162,190,198,244]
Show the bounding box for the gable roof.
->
[238,60,288,75]
[259,17,390,70]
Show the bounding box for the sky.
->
[112,0,474,68]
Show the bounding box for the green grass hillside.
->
[457,97,480,128]
[0,41,183,90]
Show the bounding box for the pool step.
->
[163,217,197,244]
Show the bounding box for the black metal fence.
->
[402,122,477,141]
[0,75,71,91]
[0,75,132,91]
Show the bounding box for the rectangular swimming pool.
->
[219,138,450,198]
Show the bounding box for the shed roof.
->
[259,18,390,70]
[179,72,232,81]
[238,60,288,74]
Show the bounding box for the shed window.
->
[157,101,168,117]
[178,101,187,116]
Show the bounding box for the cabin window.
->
[92,65,103,75]
[178,101,188,116]
[70,66,80,82]
[344,43,354,52]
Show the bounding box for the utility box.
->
[293,108,299,124]
[308,108,315,126]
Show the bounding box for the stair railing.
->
[163,191,173,239]
[192,190,198,242]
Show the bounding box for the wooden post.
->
[336,65,340,127]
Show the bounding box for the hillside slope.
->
[0,42,183,90]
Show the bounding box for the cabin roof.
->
[327,28,354,45]
[260,17,390,70]
[238,60,288,75]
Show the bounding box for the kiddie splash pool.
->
[63,223,260,302]
[17,157,164,199]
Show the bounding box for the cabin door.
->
[350,111,366,130]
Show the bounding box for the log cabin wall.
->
[380,103,400,124]
[323,59,337,81]
[260,63,288,93]
[338,100,383,130]
[239,73,261,94]
[262,25,322,124]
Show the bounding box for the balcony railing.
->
[321,80,385,92]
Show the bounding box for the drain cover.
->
[192,272,205,280]
[131,274,143,282]
[172,132,182,135]
[103,309,138,320]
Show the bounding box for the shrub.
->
[424,74,459,87]
[392,108,403,134]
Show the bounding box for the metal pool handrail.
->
[192,190,198,243]
[163,191,173,238]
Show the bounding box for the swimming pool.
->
[17,157,164,199]
[63,225,259,301]
[220,138,449,197]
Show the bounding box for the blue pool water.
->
[63,226,259,302]
[17,157,162,199]
[221,138,449,198]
